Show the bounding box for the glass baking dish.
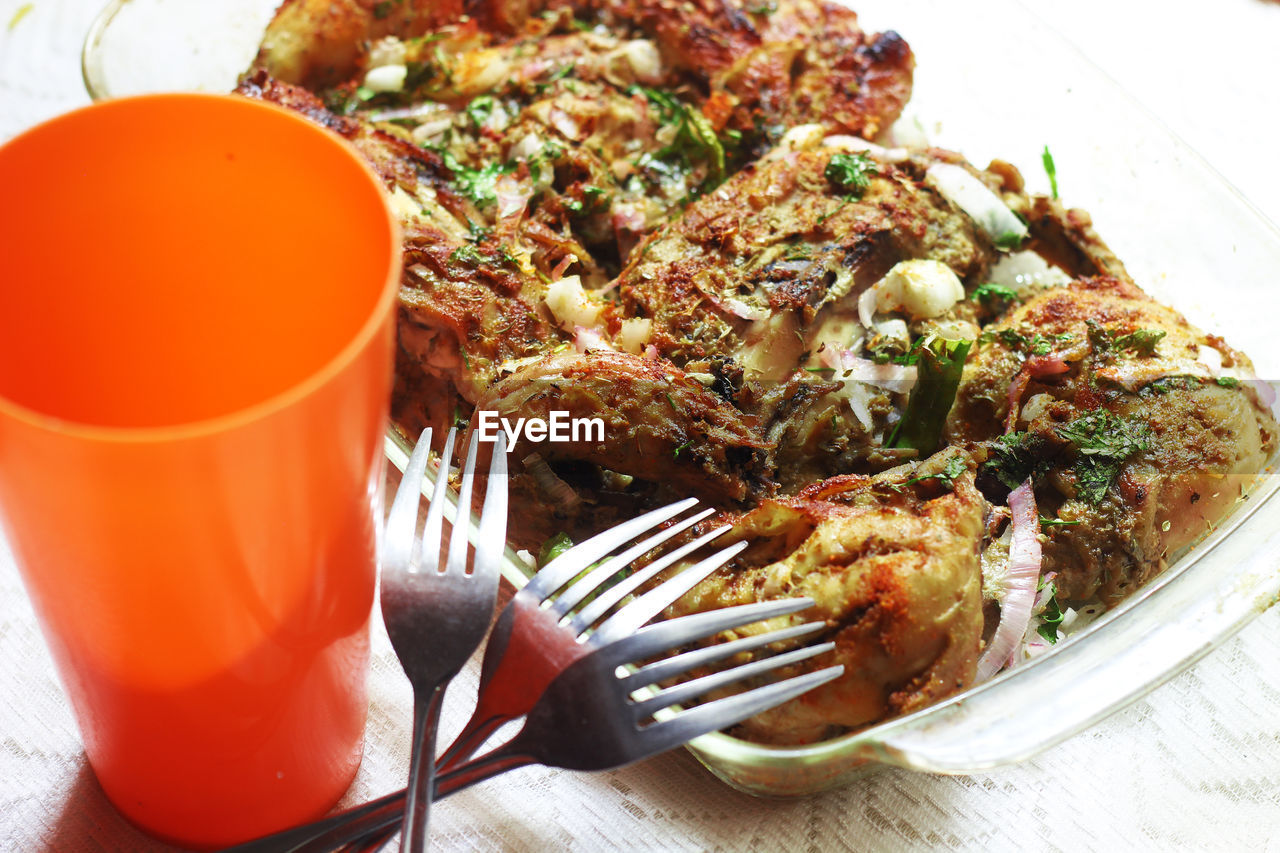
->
[84,0,1280,795]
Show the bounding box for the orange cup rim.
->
[0,92,401,445]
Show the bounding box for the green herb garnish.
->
[465,95,496,128]
[1042,145,1059,200]
[538,532,575,567]
[984,430,1051,492]
[1216,376,1242,389]
[1036,579,1064,643]
[887,336,972,453]
[1055,410,1152,504]
[892,455,968,492]
[1113,328,1166,356]
[824,152,876,200]
[971,283,1019,308]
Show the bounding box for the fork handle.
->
[221,742,533,852]
[400,686,445,853]
[298,751,534,852]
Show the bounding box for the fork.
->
[224,502,828,853]
[283,601,842,850]
[379,425,507,853]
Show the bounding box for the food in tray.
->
[241,0,1277,744]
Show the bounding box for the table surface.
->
[3,1,1280,850]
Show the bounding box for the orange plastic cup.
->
[0,95,399,848]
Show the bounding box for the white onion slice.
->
[927,163,1028,248]
[976,480,1043,681]
[821,348,917,391]
[573,325,614,353]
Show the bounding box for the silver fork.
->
[224,502,832,853]
[379,425,507,853]
[287,603,841,851]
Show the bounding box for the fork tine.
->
[470,431,508,582]
[638,665,845,751]
[630,641,836,722]
[525,497,699,598]
[418,427,456,575]
[386,428,433,570]
[589,539,749,645]
[624,620,827,691]
[604,598,816,667]
[568,526,733,637]
[445,428,479,575]
[551,507,715,617]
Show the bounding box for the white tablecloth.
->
[3,1,1279,850]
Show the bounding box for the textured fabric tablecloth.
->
[3,1,1280,850]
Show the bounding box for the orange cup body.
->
[0,95,400,847]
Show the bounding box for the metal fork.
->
[224,502,829,853]
[283,602,842,850]
[379,425,507,853]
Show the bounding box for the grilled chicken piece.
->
[949,276,1278,604]
[462,350,773,546]
[665,450,985,745]
[616,137,996,375]
[237,72,565,403]
[254,0,466,87]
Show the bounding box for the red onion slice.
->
[976,479,1043,681]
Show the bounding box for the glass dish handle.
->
[870,480,1280,773]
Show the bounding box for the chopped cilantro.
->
[1042,145,1059,200]
[430,147,515,207]
[673,440,693,458]
[1036,579,1064,643]
[626,86,728,195]
[1141,375,1203,396]
[1089,322,1166,358]
[449,244,486,266]
[980,327,1071,357]
[465,95,496,128]
[1113,328,1166,356]
[1056,410,1152,504]
[983,430,1050,492]
[892,455,968,492]
[971,283,1019,308]
[824,152,876,200]
[1216,376,1242,389]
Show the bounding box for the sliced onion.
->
[1026,354,1070,378]
[927,163,1028,247]
[573,325,614,353]
[821,348,917,391]
[523,452,581,511]
[495,173,532,221]
[976,479,1043,681]
[857,282,881,330]
[549,107,583,140]
[709,294,769,322]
